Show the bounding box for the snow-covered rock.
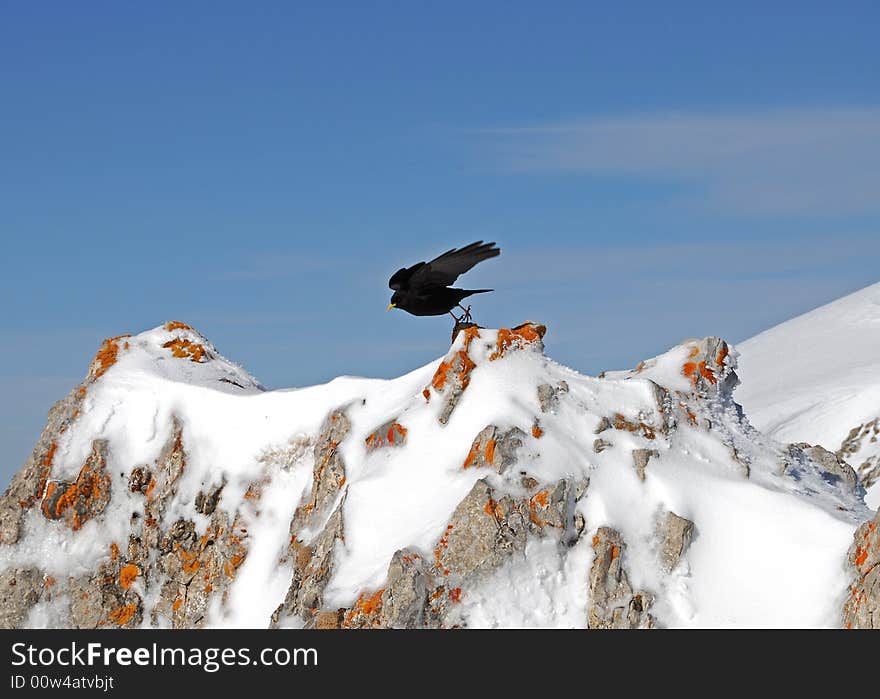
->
[0,320,872,628]
[737,282,880,509]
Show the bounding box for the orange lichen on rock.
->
[683,346,722,386]
[108,604,137,626]
[529,489,551,527]
[387,422,406,444]
[484,497,503,520]
[110,542,119,561]
[611,545,620,561]
[431,327,480,392]
[342,588,385,628]
[448,588,462,603]
[89,334,131,379]
[855,545,869,567]
[612,413,656,440]
[462,442,479,469]
[484,438,496,464]
[162,338,208,363]
[164,320,194,332]
[422,388,431,402]
[698,361,717,384]
[119,564,140,590]
[364,421,408,450]
[434,525,454,575]
[431,326,481,391]
[355,589,384,616]
[532,424,544,439]
[40,444,111,530]
[490,323,546,361]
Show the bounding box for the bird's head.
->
[387,290,402,311]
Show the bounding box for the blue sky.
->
[2,2,879,486]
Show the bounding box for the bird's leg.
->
[448,311,461,323]
[457,304,473,322]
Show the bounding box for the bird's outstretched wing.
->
[389,241,499,291]
[388,262,425,290]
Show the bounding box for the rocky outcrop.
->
[0,324,264,629]
[426,322,546,424]
[272,410,351,628]
[632,448,659,481]
[588,527,654,629]
[272,500,345,627]
[327,474,589,629]
[462,425,526,473]
[364,419,408,451]
[40,440,112,531]
[0,384,88,545]
[657,512,695,573]
[786,443,859,492]
[426,326,481,425]
[843,510,879,629]
[538,381,569,413]
[837,417,880,491]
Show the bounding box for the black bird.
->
[387,241,500,322]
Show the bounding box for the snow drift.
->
[0,320,875,628]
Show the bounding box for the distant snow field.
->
[737,281,880,509]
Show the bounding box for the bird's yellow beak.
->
[387,303,396,312]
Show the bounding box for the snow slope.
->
[0,320,872,628]
[737,282,880,509]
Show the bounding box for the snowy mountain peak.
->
[0,320,874,628]
[86,321,264,392]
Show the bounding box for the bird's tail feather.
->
[461,288,493,296]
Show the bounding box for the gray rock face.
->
[837,417,880,490]
[294,410,350,530]
[40,440,111,531]
[593,438,613,453]
[272,409,351,628]
[364,418,408,451]
[0,414,252,629]
[783,442,860,496]
[537,381,569,413]
[632,449,659,482]
[0,384,88,545]
[657,512,695,573]
[683,336,738,397]
[272,500,345,627]
[335,474,588,629]
[588,527,654,629]
[843,509,879,629]
[0,568,44,629]
[462,425,526,474]
[427,326,481,425]
[378,549,432,629]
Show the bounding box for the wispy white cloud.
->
[477,107,880,215]
[210,253,360,281]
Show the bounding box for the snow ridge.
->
[0,320,872,629]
